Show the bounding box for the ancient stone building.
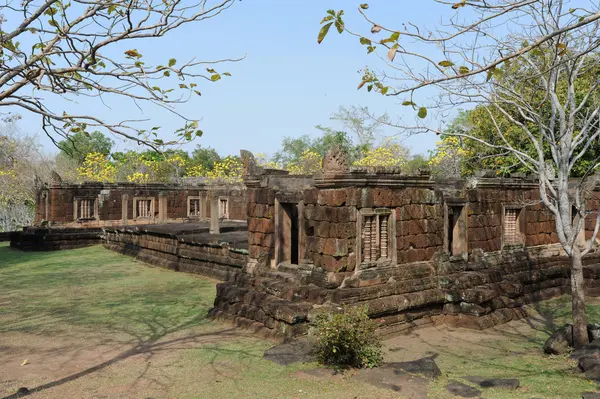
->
[34,178,247,227]
[19,151,600,339]
[13,175,248,251]
[209,149,600,338]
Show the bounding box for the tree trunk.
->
[570,247,589,348]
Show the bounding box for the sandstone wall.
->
[36,183,248,226]
[103,223,248,281]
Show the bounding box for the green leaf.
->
[151,86,161,91]
[317,22,333,44]
[179,83,188,89]
[438,60,454,67]
[194,90,202,96]
[458,66,470,74]
[320,15,334,24]
[402,101,416,106]
[124,49,141,58]
[163,70,170,77]
[360,3,369,9]
[390,31,400,41]
[381,86,389,95]
[360,37,371,45]
[222,72,231,76]
[168,58,176,67]
[367,45,376,54]
[335,20,344,34]
[44,7,57,16]
[326,9,336,16]
[210,74,221,81]
[492,68,503,80]
[207,68,216,73]
[417,107,427,118]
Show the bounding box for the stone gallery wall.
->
[35,182,248,226]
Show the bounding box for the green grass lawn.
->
[2,242,600,398]
[0,242,217,341]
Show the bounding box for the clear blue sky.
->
[24,0,451,158]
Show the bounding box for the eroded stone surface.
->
[263,338,315,366]
[445,380,482,398]
[544,324,573,355]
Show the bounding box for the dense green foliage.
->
[57,131,114,164]
[313,306,382,369]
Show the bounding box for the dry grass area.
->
[1,242,599,398]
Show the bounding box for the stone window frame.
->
[132,197,155,220]
[73,196,99,221]
[444,200,468,259]
[187,196,203,218]
[218,196,229,219]
[356,207,397,270]
[502,204,525,248]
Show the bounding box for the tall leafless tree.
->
[319,0,600,347]
[0,0,240,149]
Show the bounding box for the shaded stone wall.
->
[247,188,276,266]
[103,222,248,281]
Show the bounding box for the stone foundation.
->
[210,246,600,340]
[103,221,248,281]
[10,227,103,251]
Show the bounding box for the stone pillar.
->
[210,195,220,234]
[200,193,207,219]
[121,194,129,225]
[158,192,168,223]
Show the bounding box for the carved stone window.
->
[219,198,229,219]
[503,205,524,247]
[357,208,396,267]
[74,197,97,220]
[133,197,154,219]
[187,196,202,217]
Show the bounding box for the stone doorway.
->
[275,201,300,265]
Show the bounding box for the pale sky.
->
[18,1,455,158]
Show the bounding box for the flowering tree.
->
[77,152,116,182]
[353,139,408,168]
[187,155,242,183]
[428,137,472,178]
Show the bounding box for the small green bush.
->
[313,305,382,369]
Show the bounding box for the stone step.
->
[262,270,300,284]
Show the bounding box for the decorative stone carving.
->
[240,150,257,177]
[321,145,349,174]
[51,170,62,184]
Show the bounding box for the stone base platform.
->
[210,246,600,340]
[10,227,103,251]
[103,221,249,281]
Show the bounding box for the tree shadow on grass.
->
[0,244,263,398]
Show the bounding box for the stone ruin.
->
[14,148,600,340]
[209,148,600,338]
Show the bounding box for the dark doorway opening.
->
[281,203,299,265]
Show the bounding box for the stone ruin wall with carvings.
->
[209,150,600,339]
